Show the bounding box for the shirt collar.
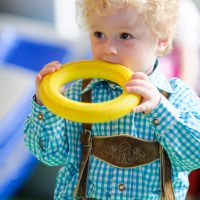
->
[81,60,174,94]
[148,60,174,94]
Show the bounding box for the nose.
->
[104,40,118,56]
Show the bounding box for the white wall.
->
[193,0,200,9]
[0,0,54,23]
[0,0,199,21]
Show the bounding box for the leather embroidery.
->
[107,142,145,164]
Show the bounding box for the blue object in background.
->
[0,31,75,199]
[3,36,71,72]
[0,65,38,199]
[0,123,37,198]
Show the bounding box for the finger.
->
[35,74,42,100]
[35,73,42,84]
[39,67,57,76]
[126,85,150,99]
[44,61,61,69]
[132,102,151,113]
[40,61,62,76]
[126,79,151,89]
[131,72,149,81]
[35,74,43,91]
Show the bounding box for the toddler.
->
[24,0,200,199]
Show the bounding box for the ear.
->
[156,38,169,55]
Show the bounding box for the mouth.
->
[97,59,123,66]
[106,61,128,68]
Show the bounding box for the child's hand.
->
[35,61,62,104]
[126,72,161,114]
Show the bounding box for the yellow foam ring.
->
[39,60,141,123]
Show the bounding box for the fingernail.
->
[53,61,61,67]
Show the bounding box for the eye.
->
[94,31,105,39]
[119,32,133,40]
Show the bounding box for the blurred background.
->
[0,0,199,200]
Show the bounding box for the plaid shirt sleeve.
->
[145,79,200,172]
[24,98,69,166]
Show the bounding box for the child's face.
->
[88,6,161,74]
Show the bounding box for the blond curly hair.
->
[75,0,178,56]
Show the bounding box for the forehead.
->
[88,7,145,29]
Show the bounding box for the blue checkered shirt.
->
[24,65,200,200]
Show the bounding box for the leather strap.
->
[75,79,174,200]
[160,143,175,200]
[160,92,175,200]
[74,79,93,200]
[74,130,92,199]
[80,78,92,131]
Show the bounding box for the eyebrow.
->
[117,25,136,30]
[90,24,98,29]
[90,24,136,30]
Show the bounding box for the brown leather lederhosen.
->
[73,79,175,200]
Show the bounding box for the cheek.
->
[91,41,103,58]
[120,41,138,58]
[91,46,100,59]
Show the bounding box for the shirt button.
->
[153,118,160,125]
[38,113,44,120]
[118,183,126,191]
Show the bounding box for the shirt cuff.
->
[32,95,61,124]
[144,95,180,135]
